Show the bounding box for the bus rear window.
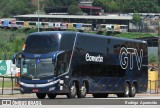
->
[24,35,59,54]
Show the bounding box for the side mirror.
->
[12,52,22,68]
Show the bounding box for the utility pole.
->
[38,0,40,32]
[158,22,160,87]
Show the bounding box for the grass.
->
[0,80,16,88]
[88,31,157,39]
[115,32,157,38]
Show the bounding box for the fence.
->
[147,80,160,94]
[129,19,159,33]
[0,76,20,95]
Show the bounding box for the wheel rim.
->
[71,84,76,95]
[125,84,129,95]
[81,86,87,96]
[131,86,136,94]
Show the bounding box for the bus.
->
[114,24,128,33]
[15,21,24,28]
[76,23,92,32]
[67,23,77,30]
[97,24,128,33]
[97,24,114,32]
[12,31,148,99]
[3,20,11,28]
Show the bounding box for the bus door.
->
[56,52,70,89]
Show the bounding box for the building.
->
[14,14,132,29]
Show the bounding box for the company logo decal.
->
[119,47,143,70]
[85,53,103,63]
[0,60,7,76]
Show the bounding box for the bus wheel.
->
[92,93,108,98]
[47,93,56,99]
[117,93,123,97]
[129,84,136,97]
[124,83,130,97]
[36,93,46,99]
[77,82,87,98]
[117,83,130,97]
[67,82,77,98]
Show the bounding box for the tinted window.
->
[76,34,107,54]
[72,64,125,77]
[72,34,125,77]
[24,34,59,54]
[59,33,75,51]
[57,33,75,75]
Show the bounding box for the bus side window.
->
[57,61,66,75]
[56,53,68,75]
[16,58,21,68]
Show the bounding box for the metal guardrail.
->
[0,76,20,95]
[0,77,160,95]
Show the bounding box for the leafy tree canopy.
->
[93,0,160,13]
[0,0,36,18]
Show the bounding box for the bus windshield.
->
[24,34,59,54]
[21,58,55,79]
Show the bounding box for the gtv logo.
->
[119,47,143,70]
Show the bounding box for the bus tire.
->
[77,82,87,98]
[67,82,77,98]
[117,83,130,97]
[129,84,136,97]
[92,93,108,98]
[47,93,56,99]
[36,93,46,99]
[124,83,130,97]
[117,93,123,97]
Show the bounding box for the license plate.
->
[32,89,39,92]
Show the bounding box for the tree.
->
[67,5,83,15]
[44,0,79,8]
[93,0,160,13]
[0,0,36,18]
[132,11,142,32]
[108,0,119,13]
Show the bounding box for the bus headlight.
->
[59,80,64,84]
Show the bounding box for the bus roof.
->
[29,31,147,44]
